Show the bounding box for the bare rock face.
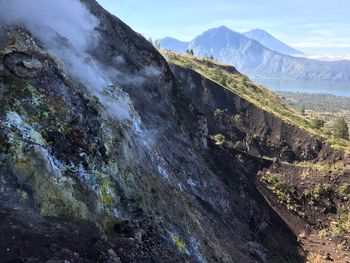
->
[4,52,42,77]
[0,1,312,263]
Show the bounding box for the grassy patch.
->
[261,174,290,203]
[339,183,350,196]
[160,50,350,152]
[311,183,333,202]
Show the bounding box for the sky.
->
[97,0,350,56]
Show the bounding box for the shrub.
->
[261,174,288,201]
[241,75,249,85]
[269,177,286,192]
[312,183,332,201]
[219,75,227,86]
[332,117,349,140]
[232,114,243,126]
[212,134,225,144]
[339,183,350,196]
[182,61,193,69]
[310,118,325,129]
[185,48,194,56]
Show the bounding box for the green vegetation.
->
[293,160,347,177]
[278,92,350,112]
[232,114,243,126]
[261,173,309,216]
[310,118,325,129]
[241,75,249,86]
[159,51,350,251]
[261,174,286,192]
[311,183,333,202]
[339,183,350,196]
[319,207,350,240]
[185,48,194,56]
[332,117,349,140]
[330,209,350,238]
[161,50,350,152]
[261,174,289,203]
[161,50,308,128]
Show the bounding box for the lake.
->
[250,76,350,97]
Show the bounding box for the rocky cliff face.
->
[170,63,325,162]
[0,1,343,262]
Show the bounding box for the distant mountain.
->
[188,26,264,69]
[160,26,350,82]
[159,37,189,53]
[243,29,303,56]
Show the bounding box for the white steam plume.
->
[0,0,133,120]
[0,0,98,52]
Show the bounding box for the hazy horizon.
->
[97,0,350,56]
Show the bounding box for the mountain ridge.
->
[243,28,304,56]
[160,26,350,82]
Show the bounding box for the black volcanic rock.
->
[0,1,329,262]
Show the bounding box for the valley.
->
[253,77,350,97]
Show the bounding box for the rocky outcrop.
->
[0,1,323,262]
[170,63,326,163]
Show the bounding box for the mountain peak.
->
[208,25,236,34]
[247,28,268,33]
[245,28,270,37]
[243,29,303,55]
[199,25,243,40]
[216,25,231,31]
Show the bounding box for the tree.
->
[242,75,249,85]
[219,75,227,86]
[310,118,325,129]
[186,49,194,56]
[332,117,349,140]
[154,39,160,49]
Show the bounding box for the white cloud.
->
[303,55,350,61]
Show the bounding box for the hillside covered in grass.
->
[161,50,350,151]
[162,50,305,125]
